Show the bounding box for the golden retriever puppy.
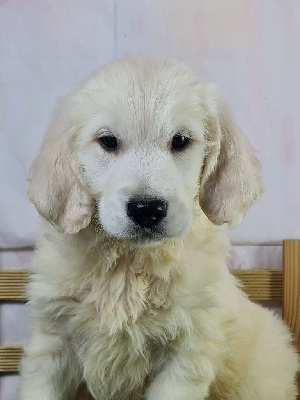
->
[19,56,299,400]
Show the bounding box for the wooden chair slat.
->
[0,269,283,302]
[232,270,282,300]
[0,346,23,373]
[0,270,29,301]
[283,240,300,393]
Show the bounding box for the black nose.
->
[127,197,168,228]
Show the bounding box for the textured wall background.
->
[1,1,299,398]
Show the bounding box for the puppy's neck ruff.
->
[34,209,228,332]
[83,205,223,277]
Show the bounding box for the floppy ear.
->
[199,98,263,228]
[28,100,93,234]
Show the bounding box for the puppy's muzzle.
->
[127,197,168,228]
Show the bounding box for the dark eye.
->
[171,133,190,151]
[98,135,118,151]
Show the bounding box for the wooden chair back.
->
[1,240,299,397]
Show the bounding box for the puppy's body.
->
[19,57,299,399]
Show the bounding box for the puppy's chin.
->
[126,228,169,247]
[102,225,169,247]
[100,221,190,247]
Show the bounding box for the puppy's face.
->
[76,60,207,242]
[28,57,263,243]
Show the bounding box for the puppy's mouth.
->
[126,225,169,245]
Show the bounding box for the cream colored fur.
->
[19,56,299,400]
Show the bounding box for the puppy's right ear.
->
[28,99,93,234]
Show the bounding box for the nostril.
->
[127,198,168,228]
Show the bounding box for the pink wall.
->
[1,0,299,247]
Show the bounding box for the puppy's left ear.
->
[199,94,263,228]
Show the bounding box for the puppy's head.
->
[28,56,263,243]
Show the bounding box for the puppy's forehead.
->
[78,57,203,137]
[86,57,198,95]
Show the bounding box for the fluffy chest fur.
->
[28,214,232,398]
